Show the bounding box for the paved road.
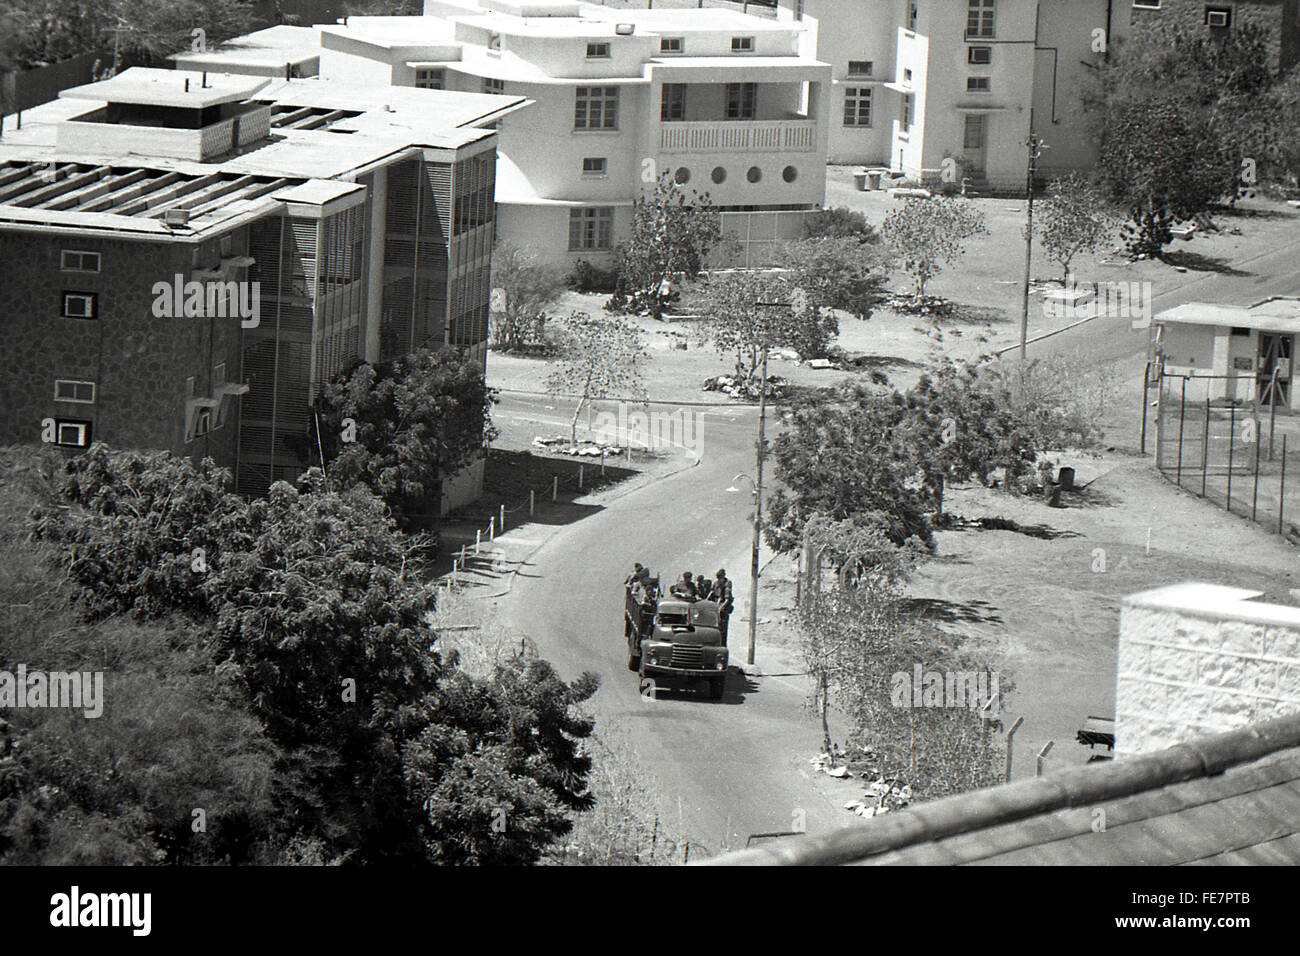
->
[488,232,1300,853]
[493,393,847,854]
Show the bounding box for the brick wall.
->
[1116,583,1300,756]
[0,229,247,473]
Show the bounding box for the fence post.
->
[489,516,495,541]
[475,530,481,554]
[1269,367,1279,461]
[1252,422,1261,522]
[552,475,558,502]
[1036,740,1054,777]
[529,489,535,516]
[500,504,505,533]
[1226,404,1235,512]
[601,447,606,477]
[1280,435,1289,537]
[1140,361,1151,455]
[1176,378,1187,485]
[579,464,584,489]
[1201,400,1210,498]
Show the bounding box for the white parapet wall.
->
[1116,583,1300,757]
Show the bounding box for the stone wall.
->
[1116,582,1300,756]
[1127,0,1299,73]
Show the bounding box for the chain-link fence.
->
[1152,370,1298,542]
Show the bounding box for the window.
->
[1132,1,1162,8]
[194,409,211,438]
[661,83,686,121]
[907,1,918,31]
[482,77,505,95]
[53,380,95,404]
[54,420,91,448]
[1231,326,1251,336]
[711,166,727,184]
[963,114,986,150]
[730,36,755,53]
[586,42,611,58]
[782,165,798,183]
[487,33,502,53]
[660,37,683,54]
[574,86,619,129]
[966,76,991,92]
[186,376,196,398]
[903,68,913,84]
[847,60,873,76]
[902,93,914,130]
[725,82,756,120]
[967,0,996,38]
[843,87,872,126]
[61,292,96,319]
[568,207,613,250]
[968,46,992,65]
[747,166,762,183]
[213,363,226,387]
[60,250,99,273]
[219,234,233,257]
[415,68,445,89]
[582,157,608,175]
[674,167,691,185]
[1204,6,1232,28]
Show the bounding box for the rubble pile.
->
[702,375,789,401]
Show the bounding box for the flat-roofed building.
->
[0,67,529,508]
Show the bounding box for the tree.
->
[615,170,722,318]
[703,270,828,382]
[1037,173,1117,285]
[27,445,602,865]
[881,196,988,300]
[782,236,892,326]
[489,242,566,353]
[547,311,647,445]
[1085,22,1300,255]
[802,206,877,242]
[310,348,497,527]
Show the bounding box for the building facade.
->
[779,0,1299,190]
[0,68,521,506]
[193,1,833,267]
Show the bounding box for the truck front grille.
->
[671,644,704,668]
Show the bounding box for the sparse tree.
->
[616,171,722,319]
[489,242,566,353]
[881,196,988,300]
[1037,173,1117,285]
[547,311,647,445]
[703,271,826,382]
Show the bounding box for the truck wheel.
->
[709,676,725,700]
[627,652,641,672]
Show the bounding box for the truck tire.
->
[709,675,725,700]
[627,651,641,671]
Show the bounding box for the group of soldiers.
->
[626,563,735,640]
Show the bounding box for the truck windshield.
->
[657,612,689,627]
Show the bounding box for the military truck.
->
[626,582,729,700]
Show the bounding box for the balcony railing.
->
[660,119,818,153]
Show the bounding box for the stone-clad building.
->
[0,68,527,506]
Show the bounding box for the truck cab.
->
[626,588,729,700]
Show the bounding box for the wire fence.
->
[1151,371,1298,542]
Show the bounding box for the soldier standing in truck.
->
[714,569,734,641]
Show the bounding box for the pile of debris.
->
[531,435,618,457]
[702,374,789,401]
[810,750,914,819]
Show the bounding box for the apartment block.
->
[182,1,833,266]
[781,0,1297,191]
[0,68,525,507]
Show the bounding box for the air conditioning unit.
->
[1205,8,1231,28]
[163,208,191,226]
[615,23,634,36]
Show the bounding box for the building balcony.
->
[659,119,818,154]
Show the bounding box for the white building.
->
[182,1,833,267]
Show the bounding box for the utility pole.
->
[748,345,768,667]
[1019,110,1046,363]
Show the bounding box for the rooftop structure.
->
[170,25,324,78]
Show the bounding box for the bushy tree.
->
[546,311,646,445]
[802,206,877,242]
[489,242,566,353]
[881,196,988,299]
[615,171,722,318]
[1037,173,1118,284]
[311,348,497,527]
[27,445,600,864]
[782,236,892,325]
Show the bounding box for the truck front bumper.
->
[641,664,728,679]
